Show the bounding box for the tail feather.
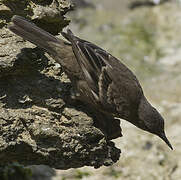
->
[61,28,76,42]
[9,15,64,56]
[11,15,58,43]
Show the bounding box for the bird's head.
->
[137,95,173,150]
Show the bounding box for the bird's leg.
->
[70,86,81,100]
[93,112,122,140]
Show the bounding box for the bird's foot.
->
[70,87,80,100]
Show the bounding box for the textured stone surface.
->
[0,0,72,34]
[0,0,121,170]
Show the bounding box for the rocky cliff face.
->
[0,1,121,176]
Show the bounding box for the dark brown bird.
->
[9,15,173,150]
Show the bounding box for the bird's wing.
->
[62,29,142,115]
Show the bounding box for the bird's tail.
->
[8,15,67,57]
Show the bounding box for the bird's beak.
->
[159,132,173,150]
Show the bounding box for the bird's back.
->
[62,30,143,119]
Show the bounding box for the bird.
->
[8,15,173,150]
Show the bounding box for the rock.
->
[1,0,73,35]
[0,0,121,170]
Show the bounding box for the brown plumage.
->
[9,15,173,149]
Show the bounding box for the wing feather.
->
[62,29,141,116]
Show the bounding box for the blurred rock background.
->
[50,0,181,179]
